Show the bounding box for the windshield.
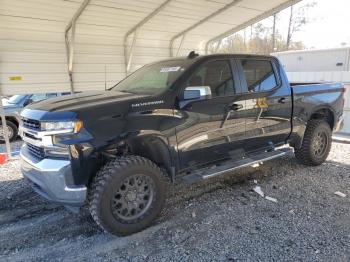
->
[7,95,26,104]
[112,60,192,95]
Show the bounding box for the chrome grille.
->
[24,132,37,140]
[27,143,45,159]
[22,118,40,130]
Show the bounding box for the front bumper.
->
[20,145,87,207]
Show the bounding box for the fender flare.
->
[120,131,177,181]
[291,105,336,149]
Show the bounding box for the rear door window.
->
[46,93,58,99]
[240,60,277,93]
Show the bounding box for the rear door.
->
[235,58,292,153]
[176,58,246,170]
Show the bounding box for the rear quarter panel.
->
[292,83,344,124]
[290,83,345,147]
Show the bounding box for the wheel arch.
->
[294,119,332,166]
[126,133,175,181]
[5,116,19,127]
[291,105,336,150]
[308,105,335,130]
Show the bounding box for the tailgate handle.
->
[278,97,286,104]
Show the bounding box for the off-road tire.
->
[295,120,332,166]
[0,121,18,143]
[89,155,167,236]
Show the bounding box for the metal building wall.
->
[73,0,168,91]
[286,71,350,134]
[0,0,84,95]
[273,47,350,72]
[273,48,350,135]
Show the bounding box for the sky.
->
[278,0,350,49]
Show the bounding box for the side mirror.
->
[183,86,212,101]
[23,99,33,107]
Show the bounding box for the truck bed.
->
[291,82,344,95]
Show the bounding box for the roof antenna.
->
[187,51,199,59]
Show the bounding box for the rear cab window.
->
[46,93,58,99]
[239,59,278,93]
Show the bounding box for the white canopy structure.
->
[1,0,300,95]
[0,0,301,157]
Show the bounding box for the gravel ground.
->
[0,142,349,261]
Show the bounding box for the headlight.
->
[41,121,83,133]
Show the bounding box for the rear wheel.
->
[294,120,332,166]
[0,121,18,143]
[89,155,167,236]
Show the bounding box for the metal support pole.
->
[272,14,276,52]
[205,41,211,55]
[0,96,11,159]
[124,0,174,76]
[205,0,300,55]
[243,28,246,51]
[170,0,244,57]
[206,39,222,55]
[215,39,222,53]
[175,34,186,57]
[65,24,76,93]
[126,29,139,75]
[65,0,91,93]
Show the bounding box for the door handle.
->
[278,97,286,104]
[230,103,243,111]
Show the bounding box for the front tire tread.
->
[89,155,166,236]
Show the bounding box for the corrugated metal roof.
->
[0,0,300,95]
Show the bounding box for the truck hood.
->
[26,91,148,113]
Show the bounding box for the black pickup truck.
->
[19,53,345,236]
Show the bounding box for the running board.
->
[182,148,292,184]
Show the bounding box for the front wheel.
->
[294,120,332,166]
[89,156,167,236]
[0,121,18,143]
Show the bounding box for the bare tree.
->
[286,5,294,50]
[286,1,317,50]
[212,3,312,55]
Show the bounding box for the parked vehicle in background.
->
[19,53,345,236]
[0,93,70,142]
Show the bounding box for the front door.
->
[235,58,292,153]
[176,59,246,171]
